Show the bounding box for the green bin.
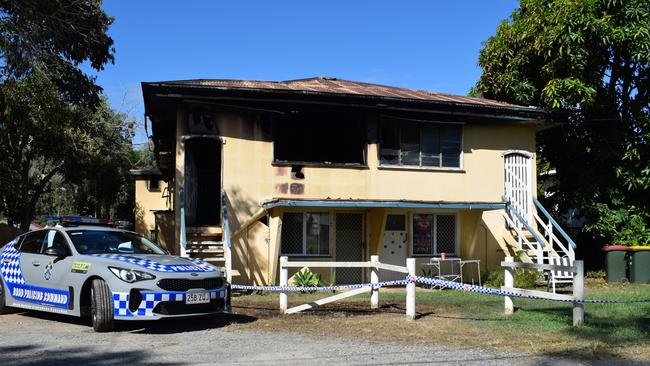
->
[629,246,650,284]
[603,245,628,283]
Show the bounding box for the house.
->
[130,168,174,253]
[138,77,576,285]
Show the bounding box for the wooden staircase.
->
[186,226,227,266]
[502,197,576,266]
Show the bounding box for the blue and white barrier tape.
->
[231,279,411,292]
[233,275,650,304]
[411,275,650,304]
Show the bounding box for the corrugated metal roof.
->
[153,77,530,109]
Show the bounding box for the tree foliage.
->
[474,0,650,245]
[0,0,117,229]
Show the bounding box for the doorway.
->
[503,151,533,226]
[379,214,408,281]
[184,137,221,226]
[335,213,364,284]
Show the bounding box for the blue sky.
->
[92,1,518,145]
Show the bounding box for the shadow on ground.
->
[0,344,182,366]
[15,310,257,334]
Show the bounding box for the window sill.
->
[378,165,465,173]
[273,161,369,170]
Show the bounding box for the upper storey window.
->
[273,110,367,166]
[379,118,462,169]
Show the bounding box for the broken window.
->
[380,118,462,168]
[280,212,330,256]
[273,110,366,165]
[412,213,457,256]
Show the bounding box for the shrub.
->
[485,268,540,289]
[292,268,321,292]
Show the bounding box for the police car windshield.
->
[67,230,166,255]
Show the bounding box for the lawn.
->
[230,279,650,362]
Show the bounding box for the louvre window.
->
[281,212,330,256]
[380,119,462,168]
[412,214,457,256]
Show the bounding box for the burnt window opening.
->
[148,178,160,191]
[273,110,367,165]
[379,118,462,168]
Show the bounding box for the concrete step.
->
[187,241,223,246]
[200,257,226,262]
[187,248,224,254]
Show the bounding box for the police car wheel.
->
[0,280,9,314]
[91,279,114,332]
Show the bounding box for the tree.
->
[474,0,649,246]
[0,0,115,229]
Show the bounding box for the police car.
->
[0,225,230,332]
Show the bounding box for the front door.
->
[335,213,364,284]
[503,151,533,225]
[185,137,222,226]
[379,214,408,281]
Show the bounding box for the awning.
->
[262,198,506,210]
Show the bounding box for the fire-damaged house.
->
[137,77,576,285]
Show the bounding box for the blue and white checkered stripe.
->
[231,279,412,292]
[0,240,25,286]
[88,254,218,273]
[234,275,650,304]
[112,290,223,318]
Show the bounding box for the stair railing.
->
[503,196,551,264]
[179,188,187,257]
[221,188,232,282]
[533,198,576,260]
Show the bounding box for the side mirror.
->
[44,247,67,260]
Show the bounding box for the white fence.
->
[502,256,584,326]
[279,255,417,320]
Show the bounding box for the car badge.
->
[190,273,199,277]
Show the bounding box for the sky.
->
[91,1,519,145]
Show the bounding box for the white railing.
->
[502,257,584,326]
[179,188,187,257]
[279,256,416,320]
[221,189,232,283]
[533,198,576,260]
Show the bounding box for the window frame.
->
[409,212,460,257]
[280,211,332,257]
[378,118,465,171]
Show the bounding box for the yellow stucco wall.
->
[167,109,537,285]
[134,178,171,237]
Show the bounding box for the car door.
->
[18,229,73,310]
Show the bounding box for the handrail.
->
[221,188,232,282]
[179,188,187,257]
[502,212,537,250]
[533,198,577,249]
[533,211,573,257]
[507,203,549,251]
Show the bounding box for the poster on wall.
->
[413,214,433,255]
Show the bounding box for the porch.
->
[263,199,507,286]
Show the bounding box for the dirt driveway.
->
[0,307,634,366]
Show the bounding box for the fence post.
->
[370,255,379,309]
[406,258,416,320]
[573,260,584,327]
[279,256,288,313]
[504,256,514,315]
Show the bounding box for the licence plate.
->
[185,291,210,305]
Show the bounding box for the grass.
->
[230,279,650,361]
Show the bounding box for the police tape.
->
[231,279,412,292]
[233,275,650,304]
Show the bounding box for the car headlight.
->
[108,266,156,283]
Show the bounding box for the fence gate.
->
[335,213,364,284]
[503,150,533,226]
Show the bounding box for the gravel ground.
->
[0,311,641,366]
